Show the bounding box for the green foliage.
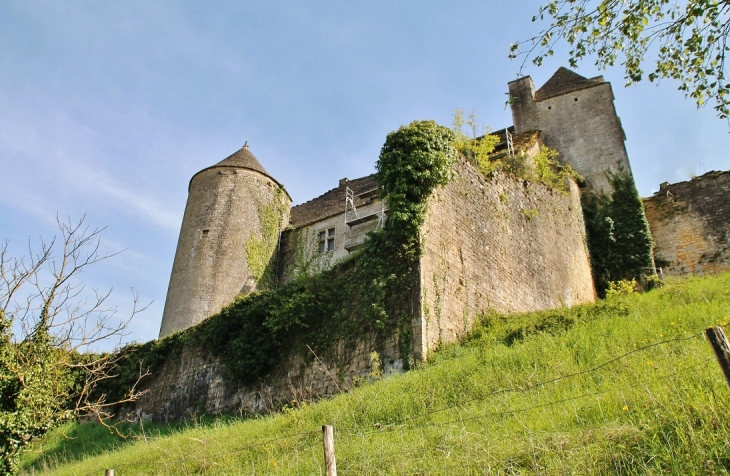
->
[605,278,639,299]
[375,120,458,360]
[377,120,457,243]
[282,228,334,280]
[532,145,582,192]
[93,335,185,405]
[501,150,531,177]
[451,109,500,174]
[28,272,730,475]
[368,351,383,380]
[451,111,579,192]
[0,219,142,476]
[510,0,730,120]
[583,170,654,296]
[0,321,76,475]
[522,208,540,221]
[645,273,665,291]
[501,145,582,193]
[19,419,201,472]
[245,186,288,289]
[102,120,457,396]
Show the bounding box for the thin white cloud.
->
[0,97,180,231]
[70,164,180,231]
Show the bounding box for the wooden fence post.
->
[322,424,337,476]
[705,326,730,388]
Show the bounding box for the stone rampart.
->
[644,170,730,275]
[134,160,596,419]
[123,332,401,421]
[416,159,596,359]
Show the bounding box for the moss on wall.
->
[245,186,288,289]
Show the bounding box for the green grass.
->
[22,273,730,475]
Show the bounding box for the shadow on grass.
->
[20,415,236,474]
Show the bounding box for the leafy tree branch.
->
[510,0,730,119]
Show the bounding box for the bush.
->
[605,278,638,298]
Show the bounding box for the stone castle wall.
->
[160,168,290,337]
[416,159,596,359]
[123,332,401,420]
[643,171,730,276]
[132,162,597,419]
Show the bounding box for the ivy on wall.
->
[582,170,654,296]
[97,121,457,401]
[245,186,288,289]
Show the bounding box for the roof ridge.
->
[289,174,377,228]
[291,174,377,209]
[535,67,604,100]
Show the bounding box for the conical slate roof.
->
[189,143,291,201]
[535,67,604,100]
[214,143,270,176]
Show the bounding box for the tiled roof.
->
[289,174,378,228]
[535,67,604,100]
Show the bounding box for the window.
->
[318,227,335,253]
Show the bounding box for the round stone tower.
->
[159,144,291,338]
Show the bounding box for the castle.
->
[136,67,729,419]
[160,67,630,340]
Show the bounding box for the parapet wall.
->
[643,170,730,275]
[416,159,596,359]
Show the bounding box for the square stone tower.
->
[508,67,632,194]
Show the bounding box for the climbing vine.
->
[245,186,288,289]
[582,170,654,296]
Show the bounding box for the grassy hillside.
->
[22,273,730,475]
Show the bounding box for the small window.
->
[318,227,336,253]
[202,229,210,236]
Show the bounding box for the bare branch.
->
[0,216,147,473]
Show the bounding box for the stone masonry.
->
[644,170,730,275]
[160,146,291,337]
[141,67,658,420]
[416,158,596,360]
[124,332,401,419]
[509,67,632,194]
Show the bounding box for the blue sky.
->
[2,1,728,349]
